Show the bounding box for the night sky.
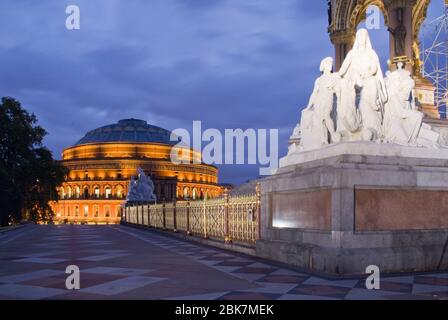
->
[0,0,443,184]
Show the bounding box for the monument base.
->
[258,142,448,275]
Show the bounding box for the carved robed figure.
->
[297,57,339,151]
[287,28,441,155]
[383,62,439,148]
[338,28,388,141]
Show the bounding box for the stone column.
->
[330,29,355,71]
[385,0,416,73]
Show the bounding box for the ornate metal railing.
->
[123,185,261,244]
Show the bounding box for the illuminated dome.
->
[75,119,178,146]
[52,118,223,225]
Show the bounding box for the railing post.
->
[186,201,191,235]
[224,188,231,243]
[256,183,261,241]
[135,204,139,225]
[147,204,151,227]
[173,201,177,232]
[162,202,166,230]
[141,203,145,226]
[203,197,208,239]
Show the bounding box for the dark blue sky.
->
[0,0,443,184]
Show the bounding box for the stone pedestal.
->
[424,118,448,146]
[415,76,440,119]
[257,142,448,275]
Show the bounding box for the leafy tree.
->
[0,97,67,226]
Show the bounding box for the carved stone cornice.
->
[62,159,218,176]
[330,29,356,44]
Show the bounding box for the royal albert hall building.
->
[51,119,223,224]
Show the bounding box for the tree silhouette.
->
[0,97,67,226]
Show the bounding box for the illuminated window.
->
[61,188,65,199]
[183,187,189,199]
[94,187,100,198]
[105,206,110,218]
[116,186,123,198]
[84,205,88,217]
[116,206,121,217]
[75,187,80,199]
[75,206,79,217]
[105,187,111,199]
[192,188,197,200]
[67,187,72,198]
[93,205,99,217]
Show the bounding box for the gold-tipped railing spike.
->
[124,187,260,244]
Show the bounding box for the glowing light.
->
[272,219,296,229]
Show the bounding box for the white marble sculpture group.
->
[289,28,440,154]
[126,167,157,203]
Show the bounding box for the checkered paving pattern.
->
[115,226,448,300]
[0,225,446,300]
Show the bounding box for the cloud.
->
[0,0,358,184]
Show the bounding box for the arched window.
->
[192,188,197,200]
[67,187,72,198]
[183,187,189,200]
[84,205,89,217]
[116,185,123,199]
[105,187,112,199]
[94,187,100,199]
[93,205,99,217]
[75,187,80,199]
[83,187,89,199]
[60,188,65,199]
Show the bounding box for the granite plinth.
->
[258,143,448,275]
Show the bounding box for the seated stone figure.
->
[291,57,339,152]
[126,167,157,203]
[337,28,387,142]
[383,62,440,148]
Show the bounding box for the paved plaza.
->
[0,225,446,300]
